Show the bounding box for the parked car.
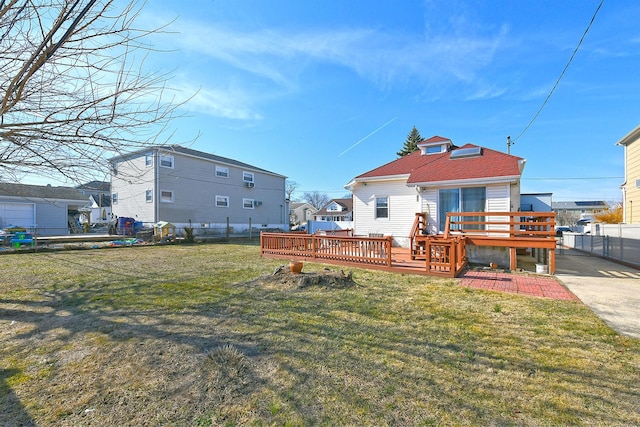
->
[555,226,572,236]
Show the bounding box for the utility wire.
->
[511,0,605,144]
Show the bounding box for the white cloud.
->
[175,82,263,120]
[173,19,510,90]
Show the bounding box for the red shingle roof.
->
[356,142,524,184]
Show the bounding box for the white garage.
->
[0,183,89,235]
[0,202,35,229]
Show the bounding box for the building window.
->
[243,198,255,209]
[159,155,174,168]
[375,196,389,219]
[216,166,229,178]
[145,153,153,167]
[243,171,254,183]
[145,189,153,202]
[438,187,486,232]
[160,190,174,203]
[112,192,118,204]
[425,145,442,154]
[215,195,229,208]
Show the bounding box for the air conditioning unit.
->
[245,182,254,188]
[255,201,262,206]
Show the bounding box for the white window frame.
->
[425,145,442,154]
[243,171,255,183]
[145,189,153,202]
[145,153,153,167]
[215,195,229,208]
[160,190,174,203]
[216,166,229,178]
[375,196,389,219]
[243,198,255,209]
[159,154,174,169]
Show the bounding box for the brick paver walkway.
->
[458,270,579,301]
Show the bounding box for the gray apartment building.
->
[110,146,288,234]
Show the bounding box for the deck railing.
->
[411,211,557,273]
[444,211,556,239]
[424,236,467,277]
[260,232,393,267]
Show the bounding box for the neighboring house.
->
[289,202,317,228]
[551,201,610,224]
[80,193,112,225]
[0,183,89,235]
[345,136,525,247]
[617,124,640,223]
[110,146,288,233]
[314,198,353,221]
[76,181,111,225]
[76,180,110,197]
[521,193,552,212]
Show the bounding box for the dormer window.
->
[327,202,343,212]
[425,145,444,154]
[418,138,452,155]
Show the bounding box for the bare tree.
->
[285,179,299,201]
[302,191,330,210]
[0,0,182,184]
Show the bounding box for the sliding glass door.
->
[438,187,486,232]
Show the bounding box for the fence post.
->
[226,217,230,241]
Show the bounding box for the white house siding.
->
[417,183,511,235]
[353,180,421,246]
[486,184,511,236]
[420,189,438,234]
[111,152,156,223]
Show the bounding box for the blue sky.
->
[135,1,636,202]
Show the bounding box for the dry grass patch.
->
[0,243,639,426]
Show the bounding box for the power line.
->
[523,176,622,181]
[511,0,605,144]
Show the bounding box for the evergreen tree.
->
[397,126,425,157]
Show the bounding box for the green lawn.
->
[1,243,638,426]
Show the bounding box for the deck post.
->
[510,247,517,271]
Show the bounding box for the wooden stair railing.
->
[410,212,428,260]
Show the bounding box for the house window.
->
[243,171,254,183]
[243,198,255,209]
[215,195,229,208]
[375,196,389,219]
[112,192,118,204]
[145,153,153,167]
[425,145,442,154]
[160,190,174,203]
[145,189,153,202]
[216,166,229,178]
[438,187,486,232]
[159,155,174,168]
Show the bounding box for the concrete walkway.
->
[554,248,640,340]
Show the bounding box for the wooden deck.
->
[260,237,448,276]
[261,211,557,277]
